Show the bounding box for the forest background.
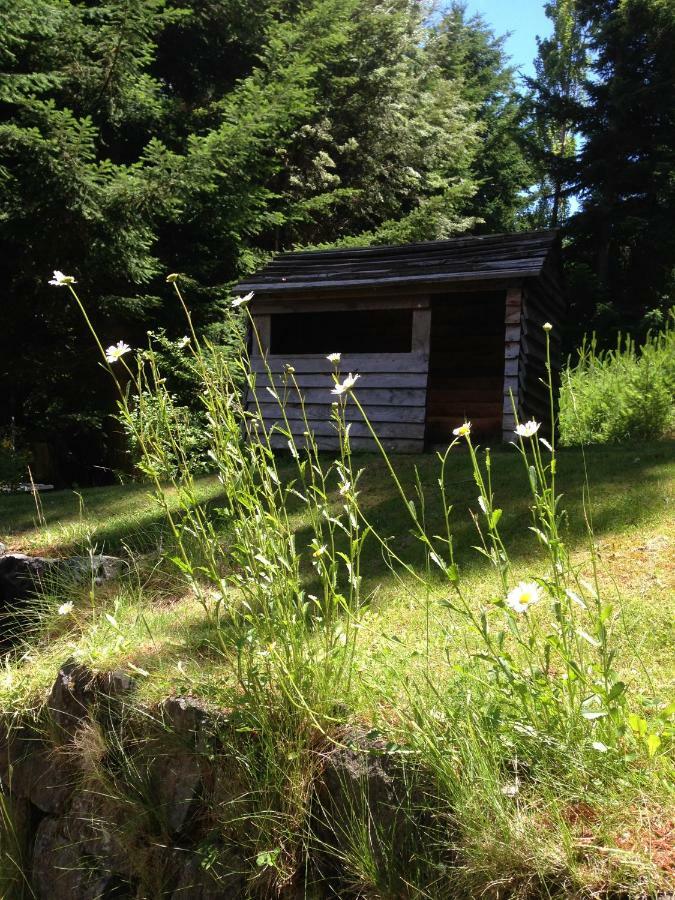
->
[0,0,673,481]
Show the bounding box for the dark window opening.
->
[270,309,413,354]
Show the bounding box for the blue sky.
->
[462,0,552,79]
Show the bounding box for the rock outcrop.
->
[0,550,129,606]
[0,663,428,899]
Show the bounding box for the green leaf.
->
[627,714,648,737]
[646,733,661,757]
[256,849,280,869]
[608,681,626,702]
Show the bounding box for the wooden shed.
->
[234,230,564,452]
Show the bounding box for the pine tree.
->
[0,0,485,477]
[431,3,534,232]
[528,0,588,228]
[568,0,675,332]
[269,0,481,247]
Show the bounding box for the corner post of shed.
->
[502,285,523,441]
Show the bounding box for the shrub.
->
[559,314,675,445]
[0,433,28,490]
[121,389,211,482]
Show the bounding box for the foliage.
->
[0,0,515,478]
[565,0,675,334]
[559,315,675,445]
[0,433,29,489]
[431,2,535,232]
[526,0,589,228]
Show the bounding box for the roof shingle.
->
[234,230,559,295]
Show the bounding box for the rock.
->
[47,661,98,739]
[153,748,202,836]
[26,749,76,814]
[0,552,128,607]
[0,553,55,605]
[68,790,133,876]
[0,717,44,799]
[312,731,429,884]
[47,662,135,742]
[170,851,245,899]
[0,722,74,813]
[31,813,132,900]
[153,698,208,835]
[161,696,207,737]
[0,541,6,555]
[316,735,402,830]
[61,554,130,585]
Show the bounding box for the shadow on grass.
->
[289,439,675,591]
[1,441,672,579]
[0,478,227,556]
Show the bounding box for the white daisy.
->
[452,422,471,437]
[49,270,76,287]
[515,419,541,438]
[326,353,341,364]
[58,601,74,615]
[232,291,254,307]
[506,581,542,614]
[105,341,131,364]
[331,373,360,395]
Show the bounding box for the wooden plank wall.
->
[247,308,431,452]
[501,287,523,440]
[247,353,429,452]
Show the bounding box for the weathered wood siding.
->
[516,280,564,433]
[501,286,523,439]
[247,351,429,453]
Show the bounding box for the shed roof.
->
[234,229,560,295]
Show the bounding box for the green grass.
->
[0,477,226,556]
[1,441,673,711]
[1,440,674,897]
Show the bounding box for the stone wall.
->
[0,662,428,899]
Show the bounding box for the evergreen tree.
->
[431,3,534,232]
[0,0,483,478]
[568,0,675,333]
[269,0,481,247]
[527,0,588,228]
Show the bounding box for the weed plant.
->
[30,272,675,898]
[559,313,675,445]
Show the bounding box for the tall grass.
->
[49,274,674,897]
[559,313,675,445]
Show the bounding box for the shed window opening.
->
[269,309,413,355]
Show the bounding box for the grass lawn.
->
[1,439,674,897]
[1,441,673,706]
